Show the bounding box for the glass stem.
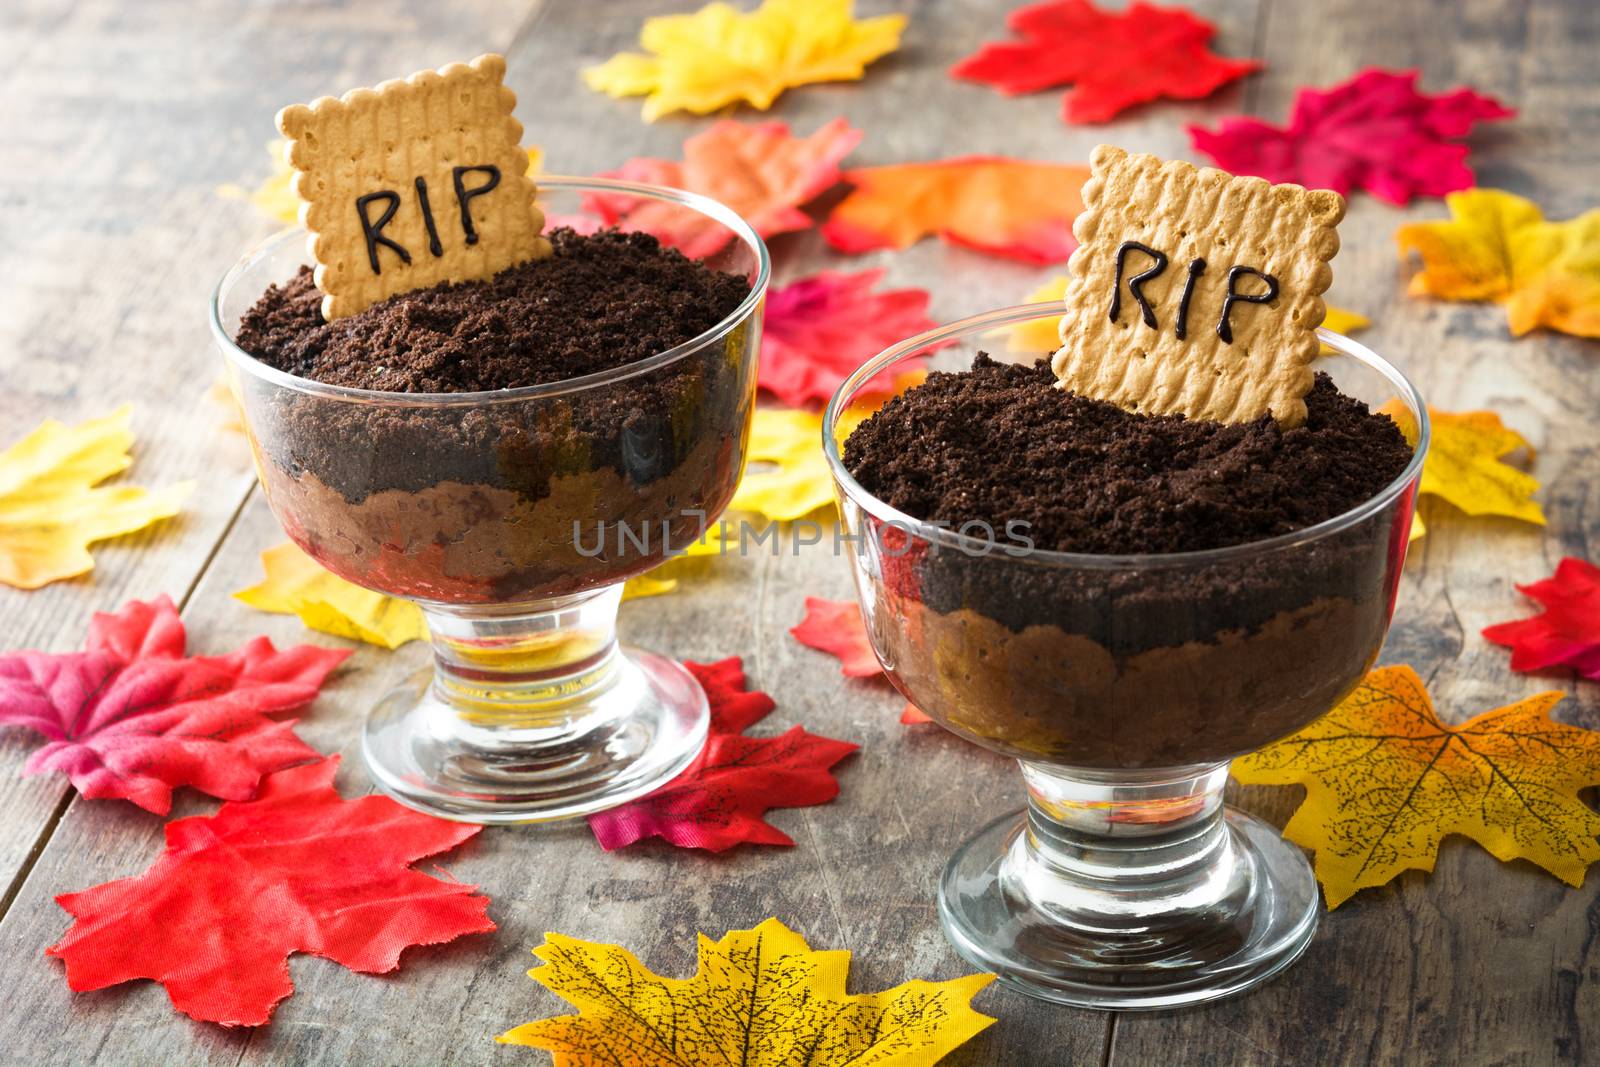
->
[1014,761,1245,932]
[420,586,624,734]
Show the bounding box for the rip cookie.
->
[1053,145,1345,427]
[277,53,551,320]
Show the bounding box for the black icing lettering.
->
[1217,266,1279,343]
[1109,241,1168,330]
[1174,257,1207,340]
[355,191,411,275]
[452,165,501,246]
[414,176,444,257]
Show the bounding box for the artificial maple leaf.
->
[622,573,679,601]
[1189,68,1513,205]
[730,407,865,522]
[791,596,882,677]
[498,916,995,1064]
[207,376,245,433]
[1395,188,1600,338]
[49,757,492,1026]
[236,542,427,650]
[216,140,298,224]
[790,597,929,725]
[1382,401,1544,537]
[0,406,191,589]
[588,658,855,851]
[823,156,1090,263]
[1317,305,1371,355]
[585,0,905,121]
[236,542,675,649]
[1005,275,1070,353]
[0,595,348,814]
[590,118,861,258]
[951,0,1260,124]
[1321,305,1370,337]
[1233,664,1600,907]
[1483,557,1600,680]
[760,269,937,408]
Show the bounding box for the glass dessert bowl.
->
[213,177,769,823]
[823,305,1428,1009]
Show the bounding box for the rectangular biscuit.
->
[277,54,551,320]
[1053,145,1345,426]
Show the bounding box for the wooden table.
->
[2,1,1596,1063]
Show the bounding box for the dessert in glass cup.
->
[823,306,1427,1009]
[214,176,769,823]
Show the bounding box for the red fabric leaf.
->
[790,597,932,726]
[760,269,937,408]
[1483,557,1600,680]
[1188,68,1514,205]
[587,117,861,258]
[47,758,493,1026]
[587,658,856,852]
[791,597,883,678]
[950,0,1261,124]
[0,595,349,814]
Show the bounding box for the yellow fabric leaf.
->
[0,407,190,590]
[1234,664,1600,907]
[1005,275,1070,354]
[1382,401,1544,534]
[585,0,905,121]
[498,917,994,1066]
[1317,304,1370,355]
[1396,188,1600,337]
[234,542,426,649]
[621,573,678,600]
[1320,305,1370,336]
[221,143,543,225]
[215,140,299,224]
[208,376,244,433]
[731,407,866,522]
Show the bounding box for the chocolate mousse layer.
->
[233,229,754,603]
[842,355,1416,766]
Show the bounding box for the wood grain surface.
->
[0,1,1595,1064]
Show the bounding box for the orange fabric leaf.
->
[1396,188,1600,338]
[823,156,1090,263]
[790,597,929,726]
[593,118,861,258]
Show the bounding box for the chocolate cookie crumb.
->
[844,354,1412,556]
[235,228,749,393]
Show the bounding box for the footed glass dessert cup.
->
[823,305,1428,1009]
[213,177,769,823]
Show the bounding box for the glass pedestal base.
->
[938,763,1318,1011]
[360,588,708,824]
